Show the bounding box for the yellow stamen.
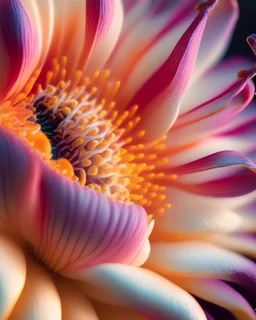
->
[0,58,176,216]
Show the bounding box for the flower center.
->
[0,58,176,216]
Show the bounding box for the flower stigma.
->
[0,58,177,218]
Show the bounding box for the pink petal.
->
[0,0,39,100]
[173,168,256,197]
[166,77,255,150]
[80,0,123,75]
[193,0,239,79]
[21,0,54,68]
[123,0,219,140]
[169,276,256,320]
[0,127,150,274]
[108,0,195,88]
[180,57,252,114]
[74,264,207,320]
[171,150,256,176]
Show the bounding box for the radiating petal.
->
[55,279,99,320]
[124,0,219,140]
[168,150,256,186]
[82,0,123,75]
[21,0,54,67]
[193,0,239,79]
[166,77,255,150]
[151,187,256,239]
[174,168,256,197]
[180,57,252,114]
[204,233,256,258]
[0,233,26,319]
[0,127,150,274]
[146,242,256,292]
[109,0,195,90]
[0,0,39,100]
[74,264,206,320]
[9,259,61,320]
[36,0,85,82]
[169,276,256,320]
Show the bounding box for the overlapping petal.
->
[74,264,207,320]
[0,127,150,274]
[151,188,256,241]
[0,234,26,319]
[123,0,219,140]
[193,0,239,79]
[146,242,256,293]
[0,0,39,100]
[56,280,99,320]
[9,259,62,320]
[166,77,255,150]
[169,276,256,320]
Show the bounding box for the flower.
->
[0,0,256,319]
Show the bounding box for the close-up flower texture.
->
[1,0,256,319]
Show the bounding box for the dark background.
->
[226,0,256,63]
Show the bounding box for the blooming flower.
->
[0,0,256,319]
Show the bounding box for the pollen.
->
[0,57,176,217]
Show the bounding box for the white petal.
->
[74,264,206,320]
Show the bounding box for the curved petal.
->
[180,57,252,114]
[151,186,256,241]
[0,127,150,274]
[146,242,256,292]
[74,264,207,320]
[0,0,39,100]
[151,188,256,239]
[166,78,255,150]
[38,0,123,82]
[0,233,26,319]
[36,0,85,82]
[204,233,256,258]
[109,0,195,89]
[82,0,123,75]
[193,0,239,79]
[21,0,54,68]
[174,168,256,197]
[55,279,99,320]
[169,150,256,186]
[124,0,219,140]
[169,276,256,320]
[9,259,61,320]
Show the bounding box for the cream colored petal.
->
[152,187,256,239]
[169,276,256,320]
[75,264,206,320]
[9,259,61,320]
[0,233,26,319]
[146,241,256,286]
[21,0,54,67]
[55,279,99,320]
